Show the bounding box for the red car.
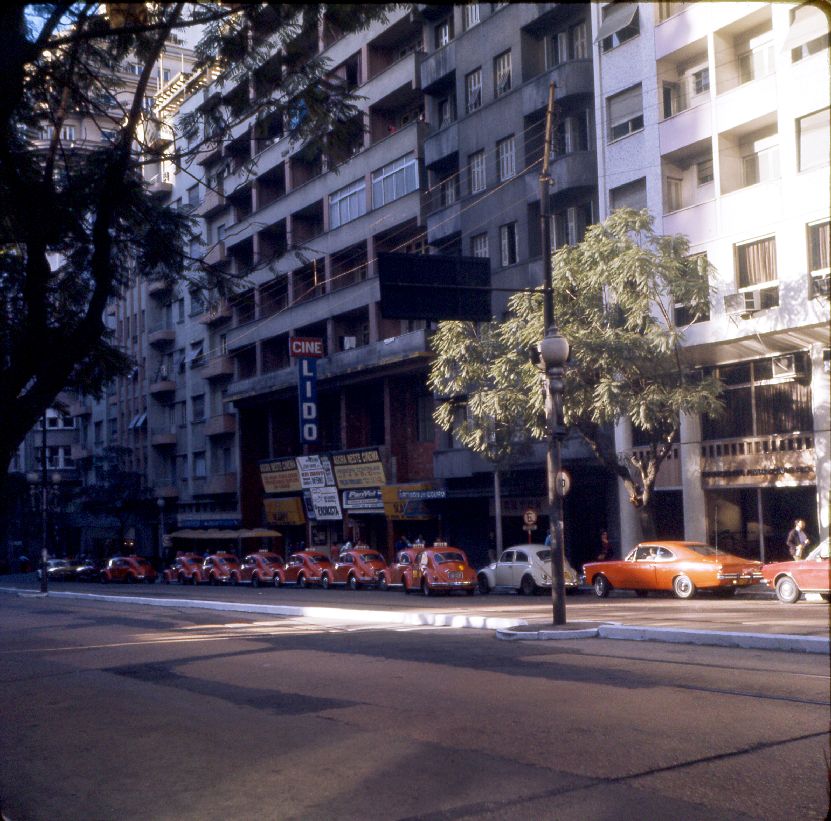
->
[100,555,157,584]
[230,552,285,588]
[161,553,204,585]
[283,550,333,588]
[416,545,477,596]
[378,547,423,593]
[194,552,241,585]
[761,539,830,603]
[323,548,387,590]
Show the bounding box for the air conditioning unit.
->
[811,272,830,298]
[341,335,357,350]
[724,290,760,317]
[771,354,805,380]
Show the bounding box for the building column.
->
[614,418,640,550]
[680,411,706,542]
[811,344,830,541]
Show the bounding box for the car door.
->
[240,556,256,582]
[512,550,530,587]
[651,547,677,590]
[628,546,658,589]
[495,551,515,586]
[799,546,830,591]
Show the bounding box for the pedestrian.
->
[544,532,552,547]
[786,519,810,560]
[597,530,612,560]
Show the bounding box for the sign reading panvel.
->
[331,447,387,489]
[259,457,302,494]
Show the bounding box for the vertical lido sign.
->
[289,337,324,444]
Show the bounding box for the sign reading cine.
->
[378,252,491,322]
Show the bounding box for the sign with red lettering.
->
[289,337,324,358]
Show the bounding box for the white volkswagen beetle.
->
[477,544,580,595]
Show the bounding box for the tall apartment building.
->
[591,1,829,559]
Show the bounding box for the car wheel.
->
[272,574,282,588]
[634,590,648,598]
[775,575,800,604]
[297,574,306,589]
[422,578,432,597]
[477,574,490,594]
[347,574,358,591]
[520,574,537,596]
[378,575,388,591]
[251,574,260,588]
[593,575,610,598]
[673,574,696,600]
[320,573,330,590]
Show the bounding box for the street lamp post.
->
[156,497,165,567]
[539,80,570,626]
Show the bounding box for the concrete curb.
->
[496,621,830,654]
[4,588,527,631]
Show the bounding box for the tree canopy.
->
[429,208,724,537]
[0,3,393,482]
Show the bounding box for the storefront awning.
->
[169,528,281,539]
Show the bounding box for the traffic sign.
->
[555,470,571,497]
[523,508,538,527]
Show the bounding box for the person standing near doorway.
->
[786,519,810,560]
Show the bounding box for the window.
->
[469,150,486,193]
[599,3,640,52]
[61,126,75,142]
[439,176,457,207]
[416,395,435,442]
[189,339,205,368]
[662,82,684,119]
[438,97,453,127]
[789,4,830,62]
[696,158,714,185]
[371,154,418,208]
[177,298,185,322]
[499,223,517,266]
[471,232,489,258]
[692,67,710,95]
[465,69,482,113]
[191,394,205,422]
[329,178,366,228]
[464,4,480,30]
[572,22,588,59]
[552,203,592,248]
[216,223,226,242]
[610,177,647,211]
[607,85,643,141]
[797,108,830,172]
[548,21,588,66]
[161,68,171,85]
[736,236,776,288]
[657,2,688,21]
[187,184,200,207]
[741,146,779,186]
[809,221,830,273]
[434,19,452,48]
[193,452,207,479]
[553,112,590,155]
[738,43,774,84]
[494,51,511,97]
[665,176,683,212]
[497,136,515,181]
[791,33,830,63]
[100,129,116,142]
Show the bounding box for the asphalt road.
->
[0,594,828,821]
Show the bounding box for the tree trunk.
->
[493,467,503,558]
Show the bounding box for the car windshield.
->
[362,552,385,563]
[535,550,551,562]
[434,552,465,563]
[806,539,829,561]
[263,556,283,565]
[310,556,330,564]
[683,544,720,557]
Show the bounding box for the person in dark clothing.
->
[786,519,810,560]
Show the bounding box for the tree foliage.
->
[430,209,724,536]
[0,3,393,482]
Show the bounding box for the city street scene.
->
[0,2,829,820]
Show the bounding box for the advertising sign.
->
[289,337,324,358]
[331,447,387,489]
[382,483,438,520]
[259,457,302,494]
[296,455,328,489]
[342,488,385,513]
[297,357,318,444]
[263,497,306,525]
[309,486,343,520]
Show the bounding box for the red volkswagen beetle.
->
[283,550,333,588]
[100,555,157,584]
[161,553,203,585]
[416,545,477,596]
[230,552,285,588]
[377,547,423,593]
[323,548,387,590]
[193,552,240,585]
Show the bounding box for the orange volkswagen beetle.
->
[282,550,333,588]
[323,548,387,590]
[377,547,423,593]
[193,552,241,585]
[161,553,203,585]
[583,541,762,599]
[417,545,477,596]
[230,551,285,588]
[100,555,157,584]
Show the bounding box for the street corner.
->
[496,621,606,641]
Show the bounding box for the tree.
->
[430,209,723,539]
[428,321,538,556]
[0,3,393,488]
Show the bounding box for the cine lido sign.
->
[289,337,324,444]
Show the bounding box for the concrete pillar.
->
[811,343,830,541]
[614,418,641,551]
[680,412,707,542]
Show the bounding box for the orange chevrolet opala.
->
[416,545,477,596]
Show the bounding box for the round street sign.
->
[555,470,571,497]
[523,508,538,527]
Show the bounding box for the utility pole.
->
[539,81,570,625]
[40,412,48,593]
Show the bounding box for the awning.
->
[595,2,638,42]
[168,528,281,539]
[782,4,828,51]
[134,412,147,429]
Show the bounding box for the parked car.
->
[73,558,100,582]
[416,545,477,596]
[760,538,830,603]
[377,547,423,592]
[100,555,158,584]
[37,558,74,582]
[161,553,204,585]
[323,548,387,590]
[282,550,333,588]
[477,544,580,595]
[583,541,763,599]
[230,552,285,588]
[195,553,241,585]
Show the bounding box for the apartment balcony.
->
[522,61,593,113]
[147,324,175,347]
[147,278,172,297]
[425,199,460,243]
[424,121,458,167]
[154,484,179,499]
[196,186,227,217]
[714,75,777,134]
[203,241,227,266]
[662,199,716,246]
[205,413,237,437]
[70,444,92,461]
[150,429,177,447]
[148,172,173,197]
[363,49,425,100]
[628,445,682,489]
[149,378,176,398]
[718,179,783,237]
[68,400,92,417]
[202,354,235,380]
[550,151,597,194]
[205,472,238,495]
[420,41,455,92]
[199,300,232,326]
[659,102,712,156]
